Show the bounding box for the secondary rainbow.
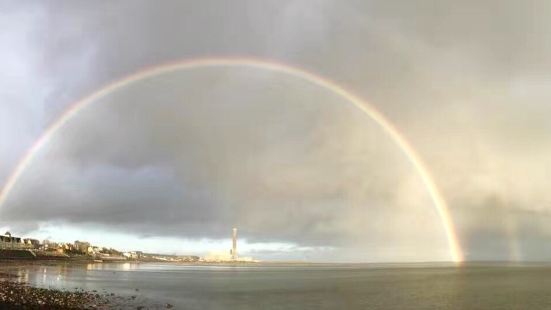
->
[0,57,463,262]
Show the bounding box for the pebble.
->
[0,280,109,309]
[0,278,166,309]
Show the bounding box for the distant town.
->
[0,228,257,263]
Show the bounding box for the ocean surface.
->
[2,261,551,309]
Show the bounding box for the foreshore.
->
[0,278,175,309]
[0,261,175,309]
[0,259,322,309]
[0,279,109,309]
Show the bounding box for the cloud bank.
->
[2,0,551,261]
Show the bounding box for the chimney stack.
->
[232,228,237,260]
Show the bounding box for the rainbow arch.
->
[0,57,463,262]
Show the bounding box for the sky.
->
[1,0,551,262]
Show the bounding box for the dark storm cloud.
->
[4,69,439,255]
[2,0,551,260]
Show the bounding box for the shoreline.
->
[4,258,551,268]
[0,279,110,309]
[0,277,172,309]
[0,262,173,309]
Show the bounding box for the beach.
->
[0,261,174,309]
[0,280,109,309]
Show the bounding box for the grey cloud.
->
[3,69,444,261]
[2,0,551,261]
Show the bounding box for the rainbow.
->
[0,57,463,262]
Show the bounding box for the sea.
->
[2,261,551,309]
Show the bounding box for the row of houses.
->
[0,232,40,250]
[0,232,119,257]
[52,240,124,258]
[0,232,200,262]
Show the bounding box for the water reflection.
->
[85,262,140,271]
[6,262,546,309]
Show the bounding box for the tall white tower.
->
[231,228,237,260]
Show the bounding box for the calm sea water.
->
[2,262,551,309]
